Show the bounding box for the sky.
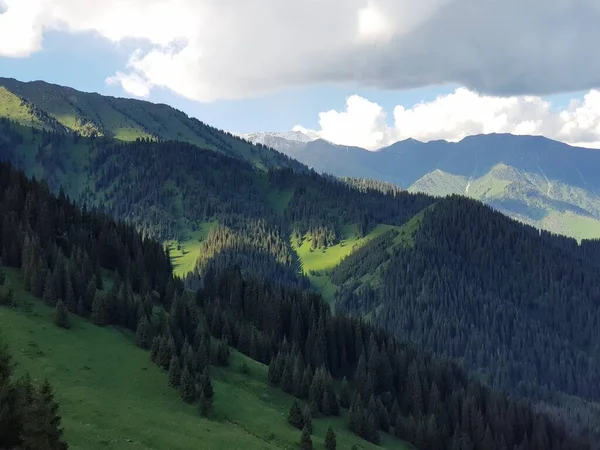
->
[1,0,600,150]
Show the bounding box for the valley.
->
[1,78,599,450]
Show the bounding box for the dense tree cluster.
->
[342,177,405,196]
[335,196,600,444]
[185,218,308,291]
[195,266,589,450]
[269,169,433,246]
[0,339,68,449]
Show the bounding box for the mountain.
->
[2,79,600,448]
[241,130,317,153]
[0,160,592,450]
[258,133,600,240]
[0,77,304,171]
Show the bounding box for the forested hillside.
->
[2,93,600,448]
[0,77,304,170]
[333,197,600,442]
[0,161,591,450]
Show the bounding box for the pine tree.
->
[199,367,214,409]
[303,405,312,434]
[135,315,151,349]
[168,356,181,388]
[63,275,76,313]
[325,426,337,450]
[91,291,107,326]
[156,337,172,369]
[179,367,196,403]
[54,300,70,329]
[198,390,212,418]
[340,376,350,408]
[150,336,161,363]
[287,399,304,429]
[42,271,57,306]
[20,379,68,450]
[367,412,380,445]
[300,424,313,450]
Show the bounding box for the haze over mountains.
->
[243,131,600,240]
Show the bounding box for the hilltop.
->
[0,77,304,171]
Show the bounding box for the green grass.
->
[266,188,294,215]
[0,87,44,129]
[0,268,411,450]
[294,224,400,274]
[168,221,218,277]
[542,211,600,242]
[293,223,417,305]
[308,273,339,307]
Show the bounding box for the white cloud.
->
[296,89,600,150]
[0,0,45,57]
[1,0,600,101]
[105,71,151,98]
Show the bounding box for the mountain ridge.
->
[248,130,600,240]
[0,77,306,171]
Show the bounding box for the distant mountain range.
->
[243,132,600,240]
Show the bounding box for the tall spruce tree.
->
[300,423,313,450]
[287,399,304,430]
[325,426,337,450]
[179,367,196,403]
[135,316,151,349]
[54,300,70,329]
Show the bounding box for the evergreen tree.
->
[54,300,70,329]
[300,424,313,450]
[20,379,69,450]
[91,291,107,326]
[150,336,161,363]
[179,367,196,403]
[340,376,350,409]
[43,272,57,307]
[303,405,313,434]
[135,316,151,349]
[198,390,212,418]
[199,367,214,411]
[325,426,337,450]
[287,399,304,430]
[168,355,181,388]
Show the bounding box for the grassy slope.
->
[0,78,303,170]
[168,221,219,277]
[0,268,410,450]
[0,87,45,129]
[293,222,420,304]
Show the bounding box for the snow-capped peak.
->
[243,130,316,144]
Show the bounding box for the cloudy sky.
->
[1,0,599,149]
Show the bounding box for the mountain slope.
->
[262,133,600,240]
[4,160,590,450]
[2,86,600,447]
[0,77,304,170]
[241,131,316,154]
[2,270,406,450]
